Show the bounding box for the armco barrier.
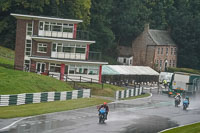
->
[115,87,143,100]
[0,89,91,106]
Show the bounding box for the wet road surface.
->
[1,89,200,133]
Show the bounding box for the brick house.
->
[11,13,108,82]
[132,24,177,71]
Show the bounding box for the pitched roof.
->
[117,46,132,57]
[148,30,176,46]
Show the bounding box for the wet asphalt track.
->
[1,89,200,133]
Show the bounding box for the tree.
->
[111,0,150,46]
[168,0,200,69]
[89,0,116,61]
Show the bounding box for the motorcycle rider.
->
[98,102,109,119]
[174,93,181,105]
[185,96,190,105]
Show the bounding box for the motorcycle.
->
[99,107,106,124]
[175,98,181,107]
[183,99,189,110]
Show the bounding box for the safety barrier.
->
[115,87,143,100]
[0,89,91,106]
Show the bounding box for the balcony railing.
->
[50,51,102,61]
[38,29,89,40]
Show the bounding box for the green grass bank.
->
[0,98,111,118]
[162,122,200,133]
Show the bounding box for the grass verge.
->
[121,93,150,100]
[0,66,73,95]
[162,122,200,133]
[0,98,111,119]
[71,82,125,97]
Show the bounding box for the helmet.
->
[104,102,107,105]
[186,96,189,99]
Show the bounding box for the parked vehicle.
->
[168,72,200,97]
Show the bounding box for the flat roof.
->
[32,36,95,44]
[11,13,83,23]
[30,56,108,65]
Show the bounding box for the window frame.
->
[37,43,47,53]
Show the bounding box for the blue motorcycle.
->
[183,99,189,110]
[99,108,106,123]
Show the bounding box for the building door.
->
[36,62,46,73]
[38,21,44,36]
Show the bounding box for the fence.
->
[0,89,91,106]
[115,87,144,100]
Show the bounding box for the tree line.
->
[0,0,199,70]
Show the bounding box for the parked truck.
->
[169,72,200,96]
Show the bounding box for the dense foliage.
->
[0,0,199,69]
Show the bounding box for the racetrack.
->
[1,89,200,133]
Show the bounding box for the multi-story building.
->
[11,13,108,82]
[132,24,177,72]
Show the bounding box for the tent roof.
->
[102,65,159,76]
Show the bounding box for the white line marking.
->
[0,117,30,131]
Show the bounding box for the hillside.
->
[0,46,124,96]
[0,66,73,95]
[0,47,73,95]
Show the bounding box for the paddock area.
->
[102,65,159,86]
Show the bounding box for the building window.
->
[37,43,47,53]
[88,66,99,75]
[44,22,50,31]
[69,65,75,74]
[57,43,62,52]
[52,43,57,52]
[63,24,73,32]
[26,23,33,35]
[63,47,74,53]
[166,48,168,55]
[52,42,86,54]
[75,65,88,74]
[171,48,173,55]
[25,39,32,56]
[50,63,61,73]
[173,60,175,67]
[68,65,99,75]
[39,22,44,30]
[157,48,160,54]
[76,48,85,53]
[160,60,162,67]
[174,48,176,55]
[24,60,30,71]
[156,60,159,64]
[161,48,163,54]
[52,25,62,32]
[169,60,171,67]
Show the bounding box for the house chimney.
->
[144,23,149,32]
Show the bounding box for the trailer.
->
[169,72,200,96]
